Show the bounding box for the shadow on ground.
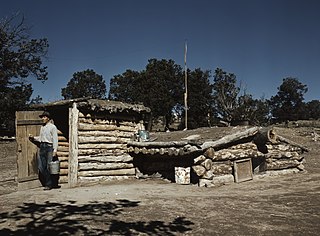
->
[0,199,194,235]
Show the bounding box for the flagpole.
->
[184,40,188,130]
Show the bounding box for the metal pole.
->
[184,41,188,130]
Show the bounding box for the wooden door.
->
[16,110,44,190]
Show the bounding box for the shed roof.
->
[127,126,309,155]
[31,98,151,114]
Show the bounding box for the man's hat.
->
[39,111,51,119]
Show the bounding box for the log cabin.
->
[16,98,151,188]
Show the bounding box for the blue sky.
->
[1,0,319,102]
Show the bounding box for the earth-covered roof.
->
[31,98,151,114]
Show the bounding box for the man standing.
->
[29,111,58,190]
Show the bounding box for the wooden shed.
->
[16,98,151,189]
[127,127,308,187]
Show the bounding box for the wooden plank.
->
[234,158,253,183]
[16,120,43,126]
[17,175,38,182]
[27,124,39,177]
[16,125,27,179]
[18,179,42,190]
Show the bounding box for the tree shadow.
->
[107,216,194,235]
[0,199,194,235]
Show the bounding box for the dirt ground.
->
[0,126,320,235]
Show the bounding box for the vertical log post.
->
[68,102,79,187]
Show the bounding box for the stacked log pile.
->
[76,112,137,183]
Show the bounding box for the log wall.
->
[76,112,138,184]
[193,141,305,187]
[57,130,69,183]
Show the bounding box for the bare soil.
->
[0,127,319,235]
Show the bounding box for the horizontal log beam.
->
[127,140,189,148]
[78,149,128,156]
[79,163,134,170]
[57,151,69,157]
[78,154,133,163]
[78,112,138,122]
[58,136,68,142]
[58,141,69,147]
[78,123,136,132]
[260,168,300,177]
[78,143,127,149]
[266,144,303,152]
[78,175,134,182]
[78,168,136,177]
[201,127,259,150]
[266,159,301,170]
[265,151,303,160]
[277,135,309,152]
[78,130,133,138]
[57,146,69,152]
[59,169,68,175]
[212,149,264,161]
[59,161,68,168]
[78,136,129,144]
